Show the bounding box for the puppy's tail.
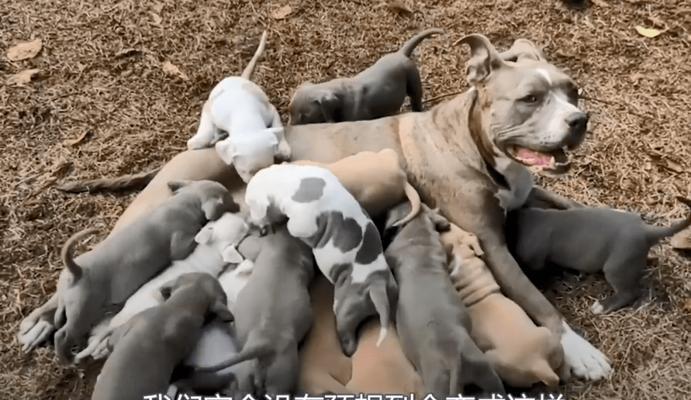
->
[55,168,160,194]
[644,196,691,245]
[194,331,271,373]
[370,283,391,347]
[61,228,99,281]
[398,28,444,57]
[391,182,422,227]
[241,31,268,81]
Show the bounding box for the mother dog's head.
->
[458,34,588,175]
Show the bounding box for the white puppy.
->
[244,163,398,356]
[74,212,249,362]
[186,31,291,183]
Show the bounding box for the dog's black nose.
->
[566,112,588,135]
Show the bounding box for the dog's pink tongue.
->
[516,147,552,166]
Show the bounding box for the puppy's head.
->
[289,84,341,125]
[458,34,588,175]
[168,180,239,221]
[159,272,234,322]
[215,128,284,183]
[194,212,250,264]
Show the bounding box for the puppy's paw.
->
[187,137,210,150]
[18,319,55,352]
[560,321,612,381]
[590,301,604,315]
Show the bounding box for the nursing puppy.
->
[91,273,234,400]
[440,222,563,388]
[194,226,315,396]
[75,211,249,362]
[294,149,421,225]
[244,163,398,356]
[186,31,291,183]
[384,203,504,397]
[289,28,443,125]
[52,180,237,363]
[506,197,691,314]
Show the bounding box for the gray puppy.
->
[506,197,691,314]
[384,203,505,398]
[288,28,444,125]
[91,273,234,400]
[53,180,237,363]
[194,225,315,396]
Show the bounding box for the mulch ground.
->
[1,0,689,399]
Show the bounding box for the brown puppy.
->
[346,318,424,396]
[294,148,421,225]
[297,275,352,395]
[440,223,564,388]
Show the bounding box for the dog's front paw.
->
[18,319,55,352]
[560,321,612,381]
[187,137,210,151]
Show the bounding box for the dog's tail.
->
[398,28,444,57]
[61,228,99,281]
[644,196,691,245]
[370,283,391,347]
[55,168,160,194]
[241,31,268,81]
[194,331,272,373]
[390,182,422,227]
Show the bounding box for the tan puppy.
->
[294,148,421,225]
[439,223,564,388]
[298,275,352,395]
[346,319,424,396]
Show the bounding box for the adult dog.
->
[27,33,610,380]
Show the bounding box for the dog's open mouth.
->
[508,146,570,173]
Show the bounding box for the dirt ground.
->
[1,0,690,399]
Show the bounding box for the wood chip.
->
[271,5,293,20]
[65,130,92,146]
[7,39,43,61]
[6,69,40,86]
[162,61,189,81]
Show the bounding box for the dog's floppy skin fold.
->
[20,33,611,381]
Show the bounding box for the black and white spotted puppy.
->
[244,163,398,356]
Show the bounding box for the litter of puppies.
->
[12,25,690,400]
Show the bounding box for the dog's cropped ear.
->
[316,92,340,123]
[167,180,193,193]
[195,224,215,245]
[500,38,546,63]
[384,202,412,232]
[456,34,508,85]
[209,301,234,322]
[221,245,244,264]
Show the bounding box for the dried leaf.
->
[51,161,73,178]
[150,12,162,25]
[162,61,189,81]
[7,39,43,61]
[671,227,691,250]
[114,48,141,58]
[65,130,92,146]
[665,159,684,173]
[271,5,293,20]
[6,69,40,86]
[635,25,664,38]
[386,0,413,15]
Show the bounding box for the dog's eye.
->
[520,94,539,104]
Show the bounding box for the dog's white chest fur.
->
[494,156,534,211]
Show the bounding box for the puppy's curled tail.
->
[55,168,160,194]
[391,182,422,227]
[61,228,99,281]
[398,28,444,57]
[194,331,271,373]
[241,31,268,81]
[644,196,691,245]
[370,283,391,348]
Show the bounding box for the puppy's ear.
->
[221,245,244,264]
[384,202,412,231]
[456,34,508,85]
[500,38,546,63]
[168,180,192,193]
[210,301,234,322]
[195,224,215,244]
[316,92,340,123]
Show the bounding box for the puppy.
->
[194,226,315,396]
[384,203,505,397]
[298,274,352,395]
[91,273,234,400]
[289,28,443,124]
[346,318,424,396]
[294,149,421,225]
[75,211,249,362]
[506,197,691,314]
[244,163,398,356]
[440,222,563,388]
[186,31,291,183]
[53,180,237,363]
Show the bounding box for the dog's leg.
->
[527,186,585,210]
[75,326,114,362]
[405,65,424,112]
[188,105,220,150]
[18,292,59,351]
[420,355,451,398]
[286,211,318,239]
[592,255,644,314]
